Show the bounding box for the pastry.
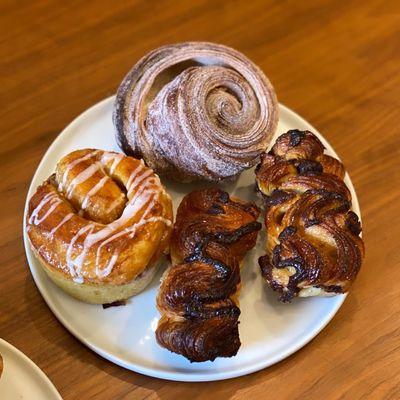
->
[26,149,173,304]
[256,130,365,302]
[156,188,261,362]
[113,41,278,182]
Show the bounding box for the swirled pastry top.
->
[26,149,173,285]
[113,41,278,182]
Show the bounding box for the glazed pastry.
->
[26,149,173,304]
[156,188,261,362]
[0,353,2,378]
[256,130,364,302]
[113,41,278,182]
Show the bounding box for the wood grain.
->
[1,0,399,399]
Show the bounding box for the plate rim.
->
[22,96,358,382]
[0,338,62,399]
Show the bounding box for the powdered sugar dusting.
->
[113,42,278,182]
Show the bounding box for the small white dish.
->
[23,96,360,382]
[0,339,62,399]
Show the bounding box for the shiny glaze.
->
[156,188,260,362]
[256,130,365,301]
[26,149,173,284]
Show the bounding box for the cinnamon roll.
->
[156,188,261,362]
[256,130,365,302]
[113,42,278,182]
[26,149,173,304]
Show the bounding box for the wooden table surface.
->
[1,0,399,399]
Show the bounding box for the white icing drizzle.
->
[29,193,54,224]
[66,224,95,280]
[102,152,124,175]
[40,199,62,223]
[81,175,109,210]
[96,252,119,279]
[65,162,101,199]
[30,150,171,283]
[126,162,144,188]
[95,214,172,279]
[127,169,153,196]
[104,194,125,214]
[94,187,156,274]
[29,193,62,225]
[66,172,167,282]
[128,215,172,238]
[95,209,172,278]
[58,151,98,192]
[49,212,74,237]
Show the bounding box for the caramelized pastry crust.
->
[113,41,278,182]
[26,149,173,303]
[156,188,261,362]
[256,130,364,302]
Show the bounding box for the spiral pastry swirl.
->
[113,42,278,182]
[256,130,364,302]
[26,149,173,304]
[156,188,261,362]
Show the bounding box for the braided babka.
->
[256,130,364,302]
[156,188,261,362]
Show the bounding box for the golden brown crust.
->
[26,149,173,287]
[156,188,261,362]
[256,130,365,302]
[113,41,278,182]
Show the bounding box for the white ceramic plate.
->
[23,96,360,382]
[0,339,62,399]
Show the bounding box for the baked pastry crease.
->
[26,149,173,304]
[156,188,261,362]
[113,41,278,182]
[256,130,364,302]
